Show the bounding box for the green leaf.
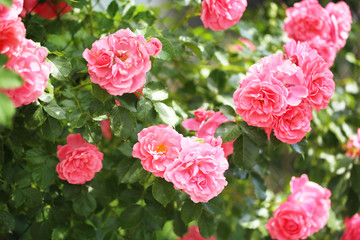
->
[0,0,11,7]
[136,97,156,123]
[232,134,260,170]
[0,68,23,89]
[217,220,231,240]
[68,112,87,128]
[25,106,47,128]
[207,69,226,94]
[72,223,96,240]
[154,102,179,127]
[215,122,241,143]
[118,205,142,229]
[0,92,15,127]
[180,199,203,224]
[219,105,236,121]
[92,83,111,103]
[198,213,216,239]
[173,211,187,237]
[48,55,71,80]
[291,138,308,157]
[0,54,8,65]
[143,81,168,101]
[152,178,175,207]
[250,172,266,201]
[31,222,51,240]
[202,197,225,215]
[110,106,136,139]
[157,37,176,60]
[183,42,202,58]
[44,101,67,120]
[351,165,360,195]
[107,0,119,17]
[32,160,57,189]
[238,122,268,146]
[117,159,148,184]
[62,184,82,200]
[0,211,15,231]
[38,117,63,142]
[25,148,48,164]
[52,226,70,240]
[73,193,97,217]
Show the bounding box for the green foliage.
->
[1,0,360,239]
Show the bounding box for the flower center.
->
[155,144,167,153]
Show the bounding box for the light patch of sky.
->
[92,0,167,11]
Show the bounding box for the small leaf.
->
[32,160,57,189]
[219,105,236,121]
[173,211,187,237]
[44,101,67,120]
[0,211,15,231]
[25,106,47,128]
[143,81,168,101]
[107,0,118,17]
[118,205,142,229]
[52,226,70,240]
[250,172,266,201]
[0,68,23,89]
[351,165,360,195]
[198,213,215,239]
[183,42,202,58]
[154,102,179,127]
[291,138,308,157]
[48,55,71,81]
[136,97,156,124]
[91,83,111,103]
[25,148,48,164]
[73,193,97,217]
[181,199,203,224]
[110,106,136,139]
[238,121,268,146]
[117,159,148,184]
[0,92,15,127]
[202,197,225,215]
[215,122,241,143]
[157,37,176,60]
[152,178,175,207]
[38,117,63,142]
[232,134,260,170]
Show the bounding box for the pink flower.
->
[132,124,183,178]
[182,108,215,131]
[266,200,312,240]
[21,0,72,19]
[0,17,26,56]
[56,133,104,184]
[284,40,335,111]
[99,119,112,140]
[345,128,360,158]
[307,37,337,67]
[233,69,288,129]
[0,39,50,107]
[234,37,256,51]
[200,0,247,31]
[145,38,162,57]
[325,1,352,51]
[288,174,331,235]
[0,0,23,21]
[273,103,312,144]
[83,28,161,96]
[164,137,228,203]
[177,226,216,240]
[341,213,360,240]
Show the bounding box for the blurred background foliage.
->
[0,0,360,239]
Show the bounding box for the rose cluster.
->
[233,40,334,144]
[345,128,360,158]
[0,0,51,107]
[83,28,162,96]
[56,134,104,184]
[177,226,216,240]
[266,174,331,240]
[182,108,234,157]
[284,0,352,67]
[201,0,247,31]
[132,124,229,203]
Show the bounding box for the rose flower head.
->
[0,0,23,21]
[341,213,360,240]
[0,17,26,56]
[345,128,360,158]
[177,226,216,240]
[56,133,104,184]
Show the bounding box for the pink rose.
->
[177,226,216,240]
[83,28,160,96]
[233,74,288,129]
[234,37,256,51]
[99,119,112,140]
[145,38,162,57]
[325,1,352,51]
[284,0,332,44]
[200,0,247,31]
[284,40,335,111]
[273,103,312,144]
[307,37,337,67]
[345,128,360,158]
[266,200,312,240]
[341,213,360,240]
[288,174,331,235]
[182,108,215,131]
[0,0,23,21]
[132,124,183,178]
[0,17,26,56]
[1,39,50,107]
[56,133,104,184]
[21,0,72,19]
[164,137,228,203]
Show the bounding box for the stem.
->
[72,81,92,91]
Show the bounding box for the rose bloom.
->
[0,0,23,21]
[266,200,312,240]
[201,0,247,31]
[345,128,360,158]
[307,37,337,67]
[132,124,183,178]
[288,174,331,235]
[273,103,313,144]
[0,17,26,56]
[164,137,228,203]
[0,39,50,107]
[83,28,161,96]
[145,38,162,57]
[56,134,104,184]
[21,0,72,19]
[341,213,360,240]
[284,40,335,111]
[99,119,112,140]
[325,1,352,51]
[233,71,288,129]
[177,226,216,240]
[183,109,234,157]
